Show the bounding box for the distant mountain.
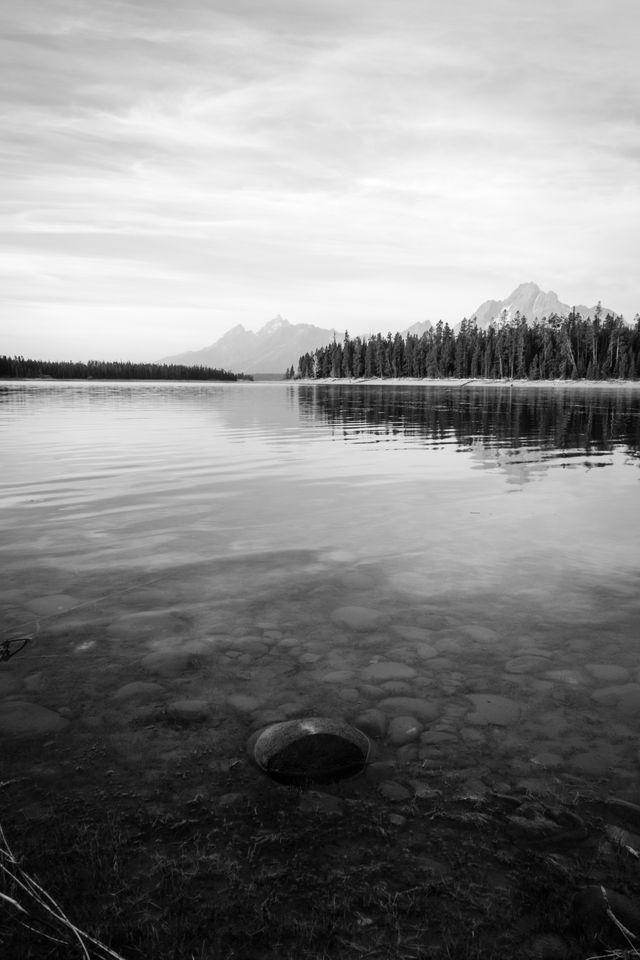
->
[468,282,618,329]
[160,316,340,375]
[402,320,434,337]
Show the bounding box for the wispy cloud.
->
[1,0,639,359]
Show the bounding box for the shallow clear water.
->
[1,380,640,796]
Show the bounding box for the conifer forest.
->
[0,357,248,381]
[293,310,640,381]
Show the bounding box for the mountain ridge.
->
[159,284,622,373]
[468,282,618,329]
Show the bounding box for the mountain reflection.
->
[295,384,640,460]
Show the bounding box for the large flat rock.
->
[331,606,382,631]
[378,697,440,722]
[466,694,520,726]
[0,701,69,738]
[363,662,417,681]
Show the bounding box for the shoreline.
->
[291,376,640,389]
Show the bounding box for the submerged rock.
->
[250,717,370,787]
[362,661,417,682]
[167,699,210,722]
[0,701,69,738]
[331,606,382,631]
[378,697,440,723]
[466,694,520,726]
[114,681,165,701]
[388,715,422,746]
[353,708,387,739]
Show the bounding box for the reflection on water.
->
[1,380,640,806]
[298,381,640,452]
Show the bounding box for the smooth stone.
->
[25,594,78,616]
[141,651,198,678]
[505,656,551,674]
[378,697,440,723]
[546,668,586,686]
[466,694,521,726]
[415,643,438,660]
[167,699,210,722]
[362,662,417,682]
[396,743,418,762]
[379,680,414,695]
[0,701,69,737]
[114,682,165,701]
[592,684,640,713]
[230,639,269,655]
[586,663,631,683]
[337,688,360,702]
[226,693,261,712]
[388,715,423,746]
[353,709,387,739]
[250,710,287,729]
[378,781,412,801]
[393,625,429,642]
[321,670,355,684]
[331,606,381,631]
[274,701,307,717]
[434,638,461,654]
[460,625,499,643]
[366,760,397,781]
[460,728,485,742]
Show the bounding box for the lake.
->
[2,379,640,796]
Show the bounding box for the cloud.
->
[1,0,639,359]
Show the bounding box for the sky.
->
[1,0,639,361]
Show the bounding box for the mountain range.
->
[160,283,619,374]
[470,281,616,329]
[160,315,340,376]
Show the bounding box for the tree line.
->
[0,356,252,381]
[292,308,640,381]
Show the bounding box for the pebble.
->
[114,682,166,701]
[393,625,430,642]
[362,662,417,682]
[141,651,198,678]
[378,697,440,723]
[378,680,414,695]
[226,693,261,712]
[505,656,551,674]
[388,715,422,746]
[585,663,631,683]
[331,606,382,631]
[353,709,387,739]
[592,683,640,713]
[415,643,438,660]
[167,700,210,722]
[378,781,412,801]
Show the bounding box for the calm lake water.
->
[1,380,640,799]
